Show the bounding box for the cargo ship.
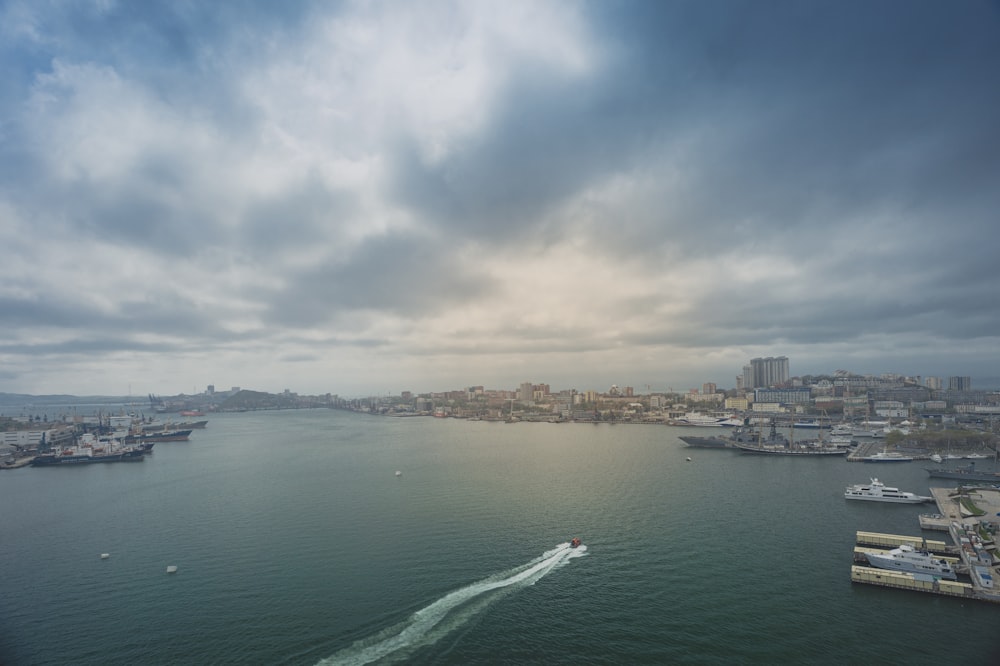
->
[31,434,145,466]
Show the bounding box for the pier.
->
[850,565,975,599]
[850,487,1000,604]
[854,531,950,553]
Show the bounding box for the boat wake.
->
[316,542,587,665]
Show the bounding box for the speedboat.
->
[570,537,581,548]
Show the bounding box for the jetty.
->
[850,487,1000,604]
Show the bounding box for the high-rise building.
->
[925,377,943,390]
[519,382,533,403]
[702,382,717,395]
[744,357,789,389]
[948,376,972,391]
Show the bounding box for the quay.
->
[0,456,34,470]
[850,486,1000,604]
[918,513,951,531]
[850,565,974,599]
[845,440,936,462]
[854,531,950,554]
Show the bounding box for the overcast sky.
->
[2,0,999,397]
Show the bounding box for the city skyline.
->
[2,1,1000,397]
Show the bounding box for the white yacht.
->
[845,478,932,503]
[861,452,913,463]
[865,545,957,580]
[674,412,726,427]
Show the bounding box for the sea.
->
[2,409,999,665]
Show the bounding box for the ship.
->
[864,544,957,580]
[125,429,193,444]
[680,424,784,449]
[926,462,1000,482]
[844,478,932,503]
[672,412,727,427]
[728,423,846,456]
[860,452,913,463]
[678,435,730,448]
[141,420,208,432]
[31,434,145,466]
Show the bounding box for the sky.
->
[2,0,999,398]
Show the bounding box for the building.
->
[743,357,790,390]
[873,400,907,418]
[702,382,717,395]
[725,397,749,411]
[948,376,972,391]
[753,387,810,405]
[925,377,943,390]
[519,382,533,403]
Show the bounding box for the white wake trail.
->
[317,542,587,666]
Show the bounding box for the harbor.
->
[850,485,1000,604]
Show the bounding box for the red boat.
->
[570,537,581,548]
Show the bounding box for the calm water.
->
[2,410,999,664]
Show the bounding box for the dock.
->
[918,513,951,531]
[845,440,938,462]
[851,565,975,599]
[854,531,950,554]
[0,456,35,470]
[850,486,1000,604]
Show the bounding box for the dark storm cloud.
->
[383,0,1000,263]
[240,174,362,258]
[385,68,651,243]
[264,232,497,327]
[0,291,238,344]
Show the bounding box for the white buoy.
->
[166,565,178,574]
[395,470,402,477]
[686,457,692,462]
[101,553,110,559]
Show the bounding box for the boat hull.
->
[845,494,930,504]
[678,436,729,448]
[865,551,956,580]
[731,442,846,455]
[126,429,193,444]
[926,467,1000,482]
[31,449,145,466]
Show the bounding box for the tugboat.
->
[570,537,581,548]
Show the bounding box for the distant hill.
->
[220,390,301,411]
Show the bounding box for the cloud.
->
[1,0,999,395]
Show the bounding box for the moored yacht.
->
[861,452,913,463]
[844,478,932,503]
[673,412,726,427]
[864,545,957,580]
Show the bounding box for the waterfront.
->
[2,410,999,664]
